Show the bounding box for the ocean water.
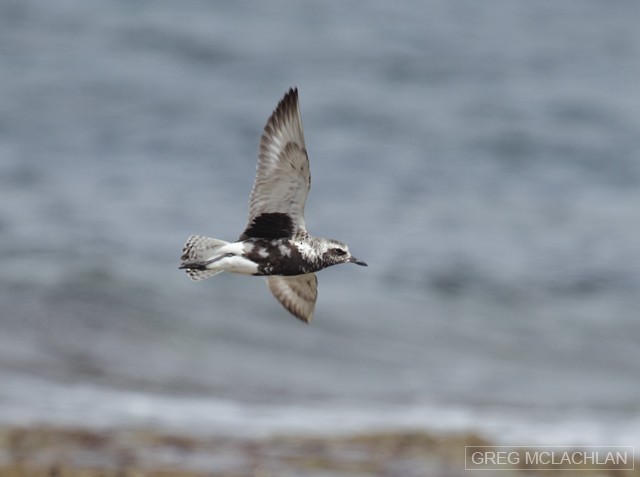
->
[1,0,639,445]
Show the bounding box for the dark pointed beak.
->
[349,256,368,266]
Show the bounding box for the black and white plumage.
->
[180,88,367,323]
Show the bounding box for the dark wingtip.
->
[263,88,299,135]
[279,87,298,111]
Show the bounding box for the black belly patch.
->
[244,239,312,276]
[240,212,294,239]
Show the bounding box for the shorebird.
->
[180,88,367,323]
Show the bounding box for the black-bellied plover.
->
[180,88,367,323]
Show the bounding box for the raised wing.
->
[266,274,317,323]
[240,88,310,240]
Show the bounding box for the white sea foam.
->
[1,374,638,446]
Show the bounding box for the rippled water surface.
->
[1,0,639,444]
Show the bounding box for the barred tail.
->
[180,235,229,281]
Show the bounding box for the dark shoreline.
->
[1,425,636,477]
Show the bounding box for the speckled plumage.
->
[180,88,367,323]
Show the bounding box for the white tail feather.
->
[184,268,223,281]
[180,235,229,281]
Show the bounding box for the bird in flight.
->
[180,88,367,323]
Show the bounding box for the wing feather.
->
[240,88,310,240]
[266,274,317,323]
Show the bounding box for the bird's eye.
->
[334,248,347,256]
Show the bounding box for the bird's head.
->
[322,239,368,268]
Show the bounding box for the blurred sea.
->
[1,0,639,445]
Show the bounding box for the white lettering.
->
[615,451,628,465]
